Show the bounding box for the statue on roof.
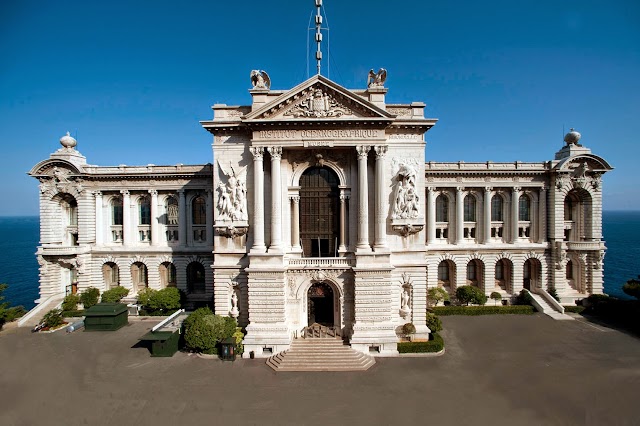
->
[367,68,387,88]
[250,70,271,90]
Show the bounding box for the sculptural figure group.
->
[392,163,419,219]
[217,161,248,222]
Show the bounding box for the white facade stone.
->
[30,74,612,356]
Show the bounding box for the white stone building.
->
[29,72,612,357]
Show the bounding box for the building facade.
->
[30,73,612,356]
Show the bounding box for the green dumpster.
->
[139,330,181,357]
[84,303,128,331]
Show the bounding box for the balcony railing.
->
[566,241,603,251]
[288,257,355,268]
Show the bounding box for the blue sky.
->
[1,0,638,215]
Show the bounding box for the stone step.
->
[267,338,376,372]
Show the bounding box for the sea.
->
[0,212,638,310]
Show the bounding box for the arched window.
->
[166,197,179,225]
[437,260,455,291]
[491,195,503,221]
[463,195,476,222]
[159,262,177,288]
[102,262,120,289]
[564,196,574,221]
[438,261,449,281]
[519,195,531,221]
[139,196,151,225]
[299,166,339,257]
[131,262,148,292]
[436,195,448,222]
[111,197,123,226]
[192,196,206,225]
[187,262,205,294]
[495,261,504,280]
[467,259,483,287]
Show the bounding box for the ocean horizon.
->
[1,211,638,310]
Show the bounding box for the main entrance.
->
[307,282,334,327]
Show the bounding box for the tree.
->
[490,292,502,306]
[425,313,442,333]
[0,283,26,329]
[622,276,640,300]
[456,285,487,306]
[428,287,450,307]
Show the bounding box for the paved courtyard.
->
[1,314,639,426]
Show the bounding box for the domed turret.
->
[60,131,77,149]
[564,128,581,146]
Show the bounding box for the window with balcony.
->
[518,194,531,238]
[435,194,449,240]
[138,196,151,242]
[192,196,207,243]
[490,194,504,239]
[111,197,123,242]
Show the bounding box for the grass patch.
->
[563,306,585,314]
[431,305,535,316]
[398,333,444,353]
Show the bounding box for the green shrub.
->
[136,288,156,307]
[62,294,80,311]
[431,305,536,316]
[184,313,237,354]
[490,292,502,305]
[515,289,534,306]
[563,306,585,314]
[232,327,245,355]
[401,322,416,336]
[182,307,213,332]
[3,306,26,322]
[79,287,100,309]
[428,287,450,307]
[456,285,487,306]
[622,276,640,300]
[147,287,181,313]
[548,285,561,302]
[397,333,444,353]
[62,310,85,318]
[425,313,442,332]
[42,308,64,329]
[101,286,130,303]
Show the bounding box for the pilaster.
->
[356,145,371,252]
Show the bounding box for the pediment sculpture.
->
[283,87,353,118]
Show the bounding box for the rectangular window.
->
[112,205,123,225]
[140,204,151,225]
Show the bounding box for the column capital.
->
[177,189,185,195]
[148,189,158,196]
[250,146,264,159]
[340,193,350,202]
[289,195,300,204]
[484,186,493,193]
[540,185,548,192]
[427,186,435,193]
[120,190,130,196]
[267,146,282,160]
[456,186,464,193]
[356,145,371,159]
[93,190,102,198]
[374,145,388,159]
[512,186,521,193]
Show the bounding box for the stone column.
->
[94,191,103,246]
[250,146,266,252]
[290,195,300,250]
[149,190,159,246]
[484,187,492,244]
[538,187,547,243]
[339,192,348,251]
[426,187,436,245]
[511,187,520,243]
[356,145,371,251]
[373,145,388,250]
[268,146,283,252]
[455,187,464,245]
[121,190,133,246]
[178,189,186,247]
[206,189,214,246]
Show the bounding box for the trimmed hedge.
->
[398,333,444,353]
[563,306,585,314]
[62,310,85,318]
[431,305,535,316]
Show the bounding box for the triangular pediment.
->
[244,75,394,122]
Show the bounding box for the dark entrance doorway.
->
[299,166,339,257]
[307,282,334,327]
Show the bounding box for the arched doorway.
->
[307,282,334,327]
[524,258,541,291]
[299,166,339,257]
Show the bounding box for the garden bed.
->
[398,333,444,353]
[431,305,535,316]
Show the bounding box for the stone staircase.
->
[266,338,376,372]
[528,291,574,321]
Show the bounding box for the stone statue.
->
[217,160,248,222]
[367,68,387,88]
[399,273,412,319]
[392,162,419,219]
[230,289,239,319]
[167,200,179,225]
[250,70,271,90]
[401,288,410,311]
